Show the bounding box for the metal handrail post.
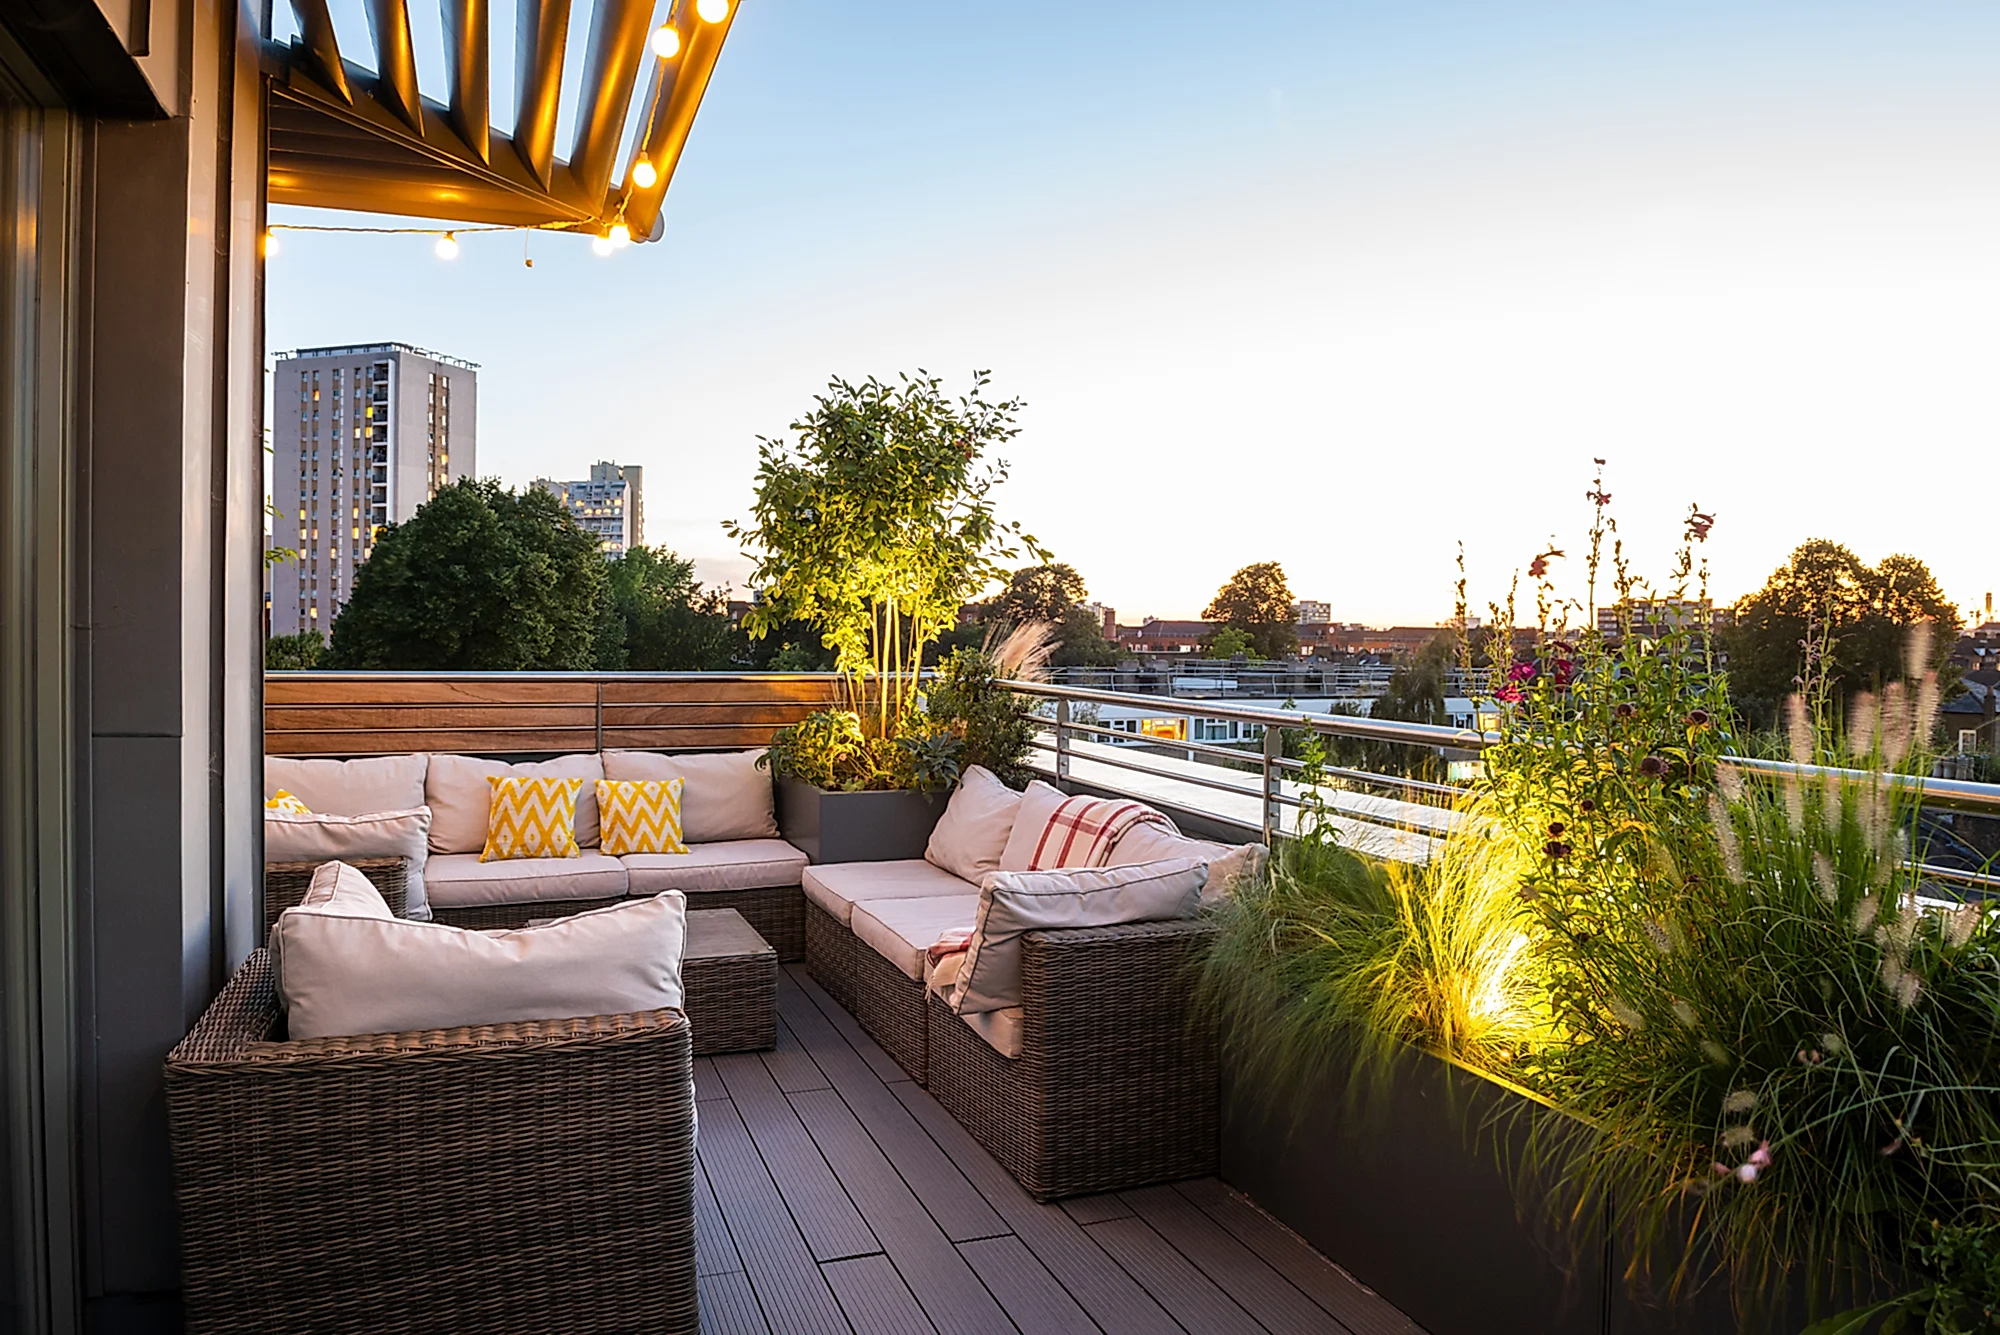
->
[1055,698,1071,781]
[1261,723,1283,846]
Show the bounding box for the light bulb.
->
[610,222,632,248]
[695,0,728,22]
[630,156,658,188]
[263,230,279,257]
[591,233,615,257]
[435,232,460,260]
[651,23,680,57]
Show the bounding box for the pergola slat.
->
[442,0,491,164]
[621,0,736,238]
[286,0,353,103]
[512,0,571,186]
[566,0,655,210]
[362,0,426,133]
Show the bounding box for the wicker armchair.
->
[925,916,1219,1201]
[263,856,410,934]
[165,950,697,1335]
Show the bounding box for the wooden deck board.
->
[820,1255,938,1335]
[714,1052,881,1264]
[690,951,1426,1335]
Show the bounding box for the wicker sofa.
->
[165,948,697,1335]
[264,749,811,957]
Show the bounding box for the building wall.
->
[269,344,476,636]
[1,1,268,1330]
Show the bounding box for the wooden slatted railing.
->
[264,673,844,757]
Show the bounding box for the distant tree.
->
[326,478,607,670]
[1374,632,1452,728]
[1203,561,1298,659]
[1205,627,1253,660]
[265,630,325,670]
[1723,540,1960,729]
[1052,605,1120,667]
[597,546,738,671]
[991,563,1088,627]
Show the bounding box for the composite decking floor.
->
[694,965,1427,1335]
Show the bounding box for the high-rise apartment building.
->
[536,460,646,557]
[269,343,478,635]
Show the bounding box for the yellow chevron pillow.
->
[480,775,585,862]
[596,778,687,856]
[265,790,311,814]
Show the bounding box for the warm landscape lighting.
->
[609,222,632,248]
[630,156,658,188]
[435,232,460,260]
[591,233,615,257]
[695,0,728,23]
[651,23,680,58]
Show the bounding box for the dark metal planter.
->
[776,776,944,864]
[1221,1047,1747,1335]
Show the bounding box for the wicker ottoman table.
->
[683,908,778,1056]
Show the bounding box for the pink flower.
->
[1508,661,1538,683]
[1491,684,1522,704]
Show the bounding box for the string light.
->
[591,233,616,257]
[695,0,728,22]
[263,230,279,257]
[630,155,658,188]
[609,222,632,248]
[651,23,680,58]
[434,231,460,259]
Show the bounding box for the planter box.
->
[777,777,945,864]
[1221,1048,1746,1335]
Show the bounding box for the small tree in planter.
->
[728,372,1045,856]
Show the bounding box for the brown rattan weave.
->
[430,882,804,958]
[925,917,1219,1201]
[165,950,697,1335]
[683,909,778,1055]
[429,895,622,930]
[850,931,931,1084]
[804,898,864,1014]
[262,857,410,935]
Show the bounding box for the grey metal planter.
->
[776,776,945,864]
[1220,1047,1748,1335]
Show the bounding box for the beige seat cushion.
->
[426,754,605,854]
[601,750,777,843]
[264,806,435,919]
[924,765,1022,885]
[1108,825,1269,903]
[850,894,982,981]
[273,889,687,1040]
[952,858,1206,1015]
[264,753,428,817]
[424,850,628,908]
[927,952,1022,1058]
[622,838,808,895]
[800,859,973,927]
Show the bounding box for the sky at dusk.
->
[267,1,2000,629]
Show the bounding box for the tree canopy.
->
[984,562,1118,668]
[1203,561,1299,660]
[1723,540,1960,728]
[323,479,734,672]
[727,371,1043,734]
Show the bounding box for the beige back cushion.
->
[264,807,434,918]
[1108,825,1268,904]
[951,858,1206,1015]
[425,753,605,854]
[272,889,688,1040]
[924,766,1022,885]
[264,753,427,816]
[602,750,778,844]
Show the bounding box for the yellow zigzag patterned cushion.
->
[265,790,311,814]
[480,775,584,862]
[596,778,687,856]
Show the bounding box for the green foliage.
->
[1726,542,1961,731]
[264,630,324,670]
[326,479,607,670]
[597,545,738,671]
[1203,561,1299,660]
[758,708,960,793]
[1205,626,1254,660]
[727,370,1044,739]
[991,563,1087,626]
[923,647,1041,788]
